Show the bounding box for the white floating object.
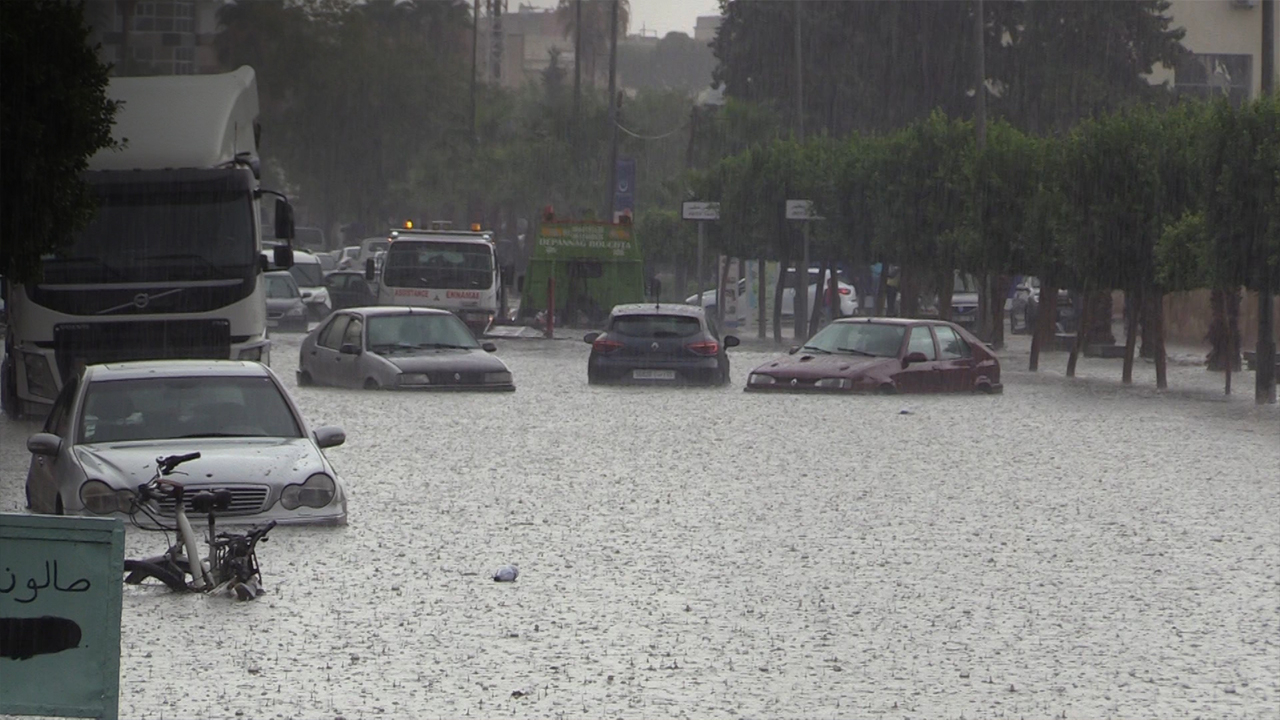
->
[493,564,519,582]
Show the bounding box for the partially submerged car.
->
[25,360,348,526]
[297,306,515,391]
[265,270,309,332]
[585,303,738,386]
[745,317,1001,394]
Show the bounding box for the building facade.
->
[84,0,226,76]
[1150,0,1278,104]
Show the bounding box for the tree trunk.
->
[989,275,1010,350]
[1122,286,1140,384]
[937,269,955,321]
[807,260,829,336]
[1067,283,1093,378]
[757,258,766,340]
[874,264,887,317]
[899,265,920,318]
[773,255,790,344]
[674,264,687,307]
[716,255,730,327]
[1144,288,1168,389]
[1206,287,1242,372]
[1030,278,1058,372]
[1087,289,1115,346]
[1139,292,1159,359]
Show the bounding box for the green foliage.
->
[1204,95,1280,291]
[1,0,119,284]
[618,31,715,93]
[1156,211,1211,291]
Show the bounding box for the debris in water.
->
[493,564,519,582]
[899,408,912,415]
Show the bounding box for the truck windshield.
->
[382,241,494,290]
[44,174,256,284]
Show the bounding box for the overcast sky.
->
[518,0,723,38]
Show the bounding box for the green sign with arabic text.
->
[1,514,123,720]
[531,222,642,261]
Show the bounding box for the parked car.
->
[685,278,748,312]
[324,270,377,311]
[316,251,337,274]
[297,307,515,391]
[745,317,1001,394]
[24,360,348,525]
[336,245,361,271]
[950,271,980,330]
[286,251,332,319]
[264,270,309,332]
[584,303,739,386]
[779,268,859,317]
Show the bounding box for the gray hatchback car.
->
[297,307,515,391]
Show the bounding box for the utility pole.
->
[1259,0,1276,404]
[471,0,480,142]
[792,2,807,341]
[604,0,620,222]
[572,0,582,152]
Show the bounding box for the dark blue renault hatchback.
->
[584,304,739,386]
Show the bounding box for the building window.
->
[1175,53,1252,107]
[133,2,193,34]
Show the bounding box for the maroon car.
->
[745,318,1001,394]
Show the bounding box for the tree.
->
[1,0,119,284]
[556,0,629,89]
[619,31,715,93]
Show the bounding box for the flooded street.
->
[1,336,1277,720]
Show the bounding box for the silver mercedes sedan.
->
[297,306,515,391]
[24,360,348,526]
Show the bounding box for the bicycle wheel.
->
[124,558,189,592]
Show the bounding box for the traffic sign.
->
[682,201,721,221]
[786,199,823,220]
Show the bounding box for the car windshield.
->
[382,241,494,290]
[610,314,702,338]
[805,322,906,357]
[79,375,302,443]
[289,262,324,287]
[265,275,299,299]
[366,314,480,351]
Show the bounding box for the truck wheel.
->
[297,370,314,387]
[364,378,380,390]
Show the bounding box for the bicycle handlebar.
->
[158,452,201,476]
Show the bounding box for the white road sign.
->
[682,201,721,221]
[786,199,823,220]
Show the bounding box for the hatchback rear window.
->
[609,315,702,338]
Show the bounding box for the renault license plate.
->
[633,369,675,381]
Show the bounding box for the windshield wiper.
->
[45,256,125,280]
[800,345,832,354]
[136,253,238,279]
[174,432,258,438]
[418,343,475,350]
[836,347,876,357]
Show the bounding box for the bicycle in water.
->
[123,452,276,601]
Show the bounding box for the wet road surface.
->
[2,332,1277,719]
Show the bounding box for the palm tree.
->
[555,0,628,89]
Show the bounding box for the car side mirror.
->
[723,335,740,348]
[273,244,294,269]
[788,345,800,355]
[27,433,62,457]
[903,351,928,365]
[583,332,600,344]
[274,198,295,240]
[339,343,362,356]
[364,258,376,281]
[313,425,346,449]
[482,342,497,353]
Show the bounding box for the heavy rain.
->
[1,1,1278,719]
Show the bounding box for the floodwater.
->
[1,332,1277,719]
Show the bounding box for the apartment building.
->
[1150,0,1278,104]
[84,0,225,76]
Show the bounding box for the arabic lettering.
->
[0,562,91,604]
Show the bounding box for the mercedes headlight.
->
[79,480,134,514]
[483,371,512,385]
[814,377,852,390]
[748,373,777,386]
[398,373,431,386]
[281,473,336,510]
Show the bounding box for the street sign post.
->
[682,202,721,308]
[786,199,823,339]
